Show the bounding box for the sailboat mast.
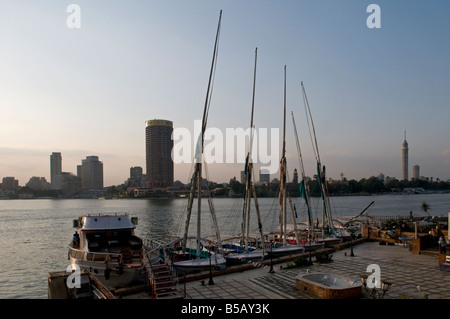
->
[182,10,222,258]
[250,48,257,132]
[201,10,222,139]
[281,65,287,246]
[196,163,202,258]
[291,111,313,239]
[242,47,258,251]
[301,82,335,236]
[283,67,286,159]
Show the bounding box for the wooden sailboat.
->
[224,48,267,265]
[291,111,325,251]
[268,66,305,257]
[301,82,342,247]
[173,11,226,273]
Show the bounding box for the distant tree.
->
[359,176,385,193]
[348,179,361,193]
[229,178,243,196]
[385,178,401,190]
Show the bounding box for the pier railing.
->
[68,246,123,263]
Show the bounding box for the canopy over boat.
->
[74,214,137,231]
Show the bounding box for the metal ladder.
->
[149,263,184,299]
[143,246,184,299]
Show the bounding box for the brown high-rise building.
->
[145,119,174,188]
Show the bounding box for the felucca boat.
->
[172,11,226,273]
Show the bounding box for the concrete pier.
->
[48,239,449,299]
[183,241,450,299]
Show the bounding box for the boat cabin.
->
[71,214,142,262]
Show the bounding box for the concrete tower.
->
[145,119,174,188]
[50,152,62,190]
[402,131,409,181]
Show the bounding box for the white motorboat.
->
[68,213,155,288]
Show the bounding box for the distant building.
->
[402,131,409,181]
[145,119,174,188]
[57,172,81,195]
[377,173,385,183]
[127,166,147,188]
[259,169,270,183]
[413,165,420,180]
[77,156,104,190]
[50,152,62,190]
[240,170,246,184]
[292,169,299,185]
[26,177,51,190]
[1,177,19,190]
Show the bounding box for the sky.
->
[1,0,450,186]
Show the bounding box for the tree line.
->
[228,176,450,198]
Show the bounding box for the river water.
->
[0,193,449,299]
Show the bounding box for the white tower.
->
[402,131,409,181]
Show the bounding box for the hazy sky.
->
[1,1,450,186]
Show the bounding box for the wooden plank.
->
[85,270,117,299]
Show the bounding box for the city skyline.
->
[1,141,447,189]
[1,1,450,186]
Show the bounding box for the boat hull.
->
[70,257,144,288]
[224,251,267,265]
[317,237,343,247]
[173,256,227,274]
[303,242,325,252]
[268,245,305,258]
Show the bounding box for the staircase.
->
[149,263,184,299]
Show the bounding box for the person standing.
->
[439,236,447,254]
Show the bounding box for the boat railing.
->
[69,246,123,263]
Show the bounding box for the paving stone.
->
[183,242,450,299]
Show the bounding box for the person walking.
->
[438,236,447,254]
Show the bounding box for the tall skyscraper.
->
[50,152,62,190]
[77,156,104,190]
[145,119,174,188]
[402,131,409,181]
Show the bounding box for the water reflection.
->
[0,194,449,298]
